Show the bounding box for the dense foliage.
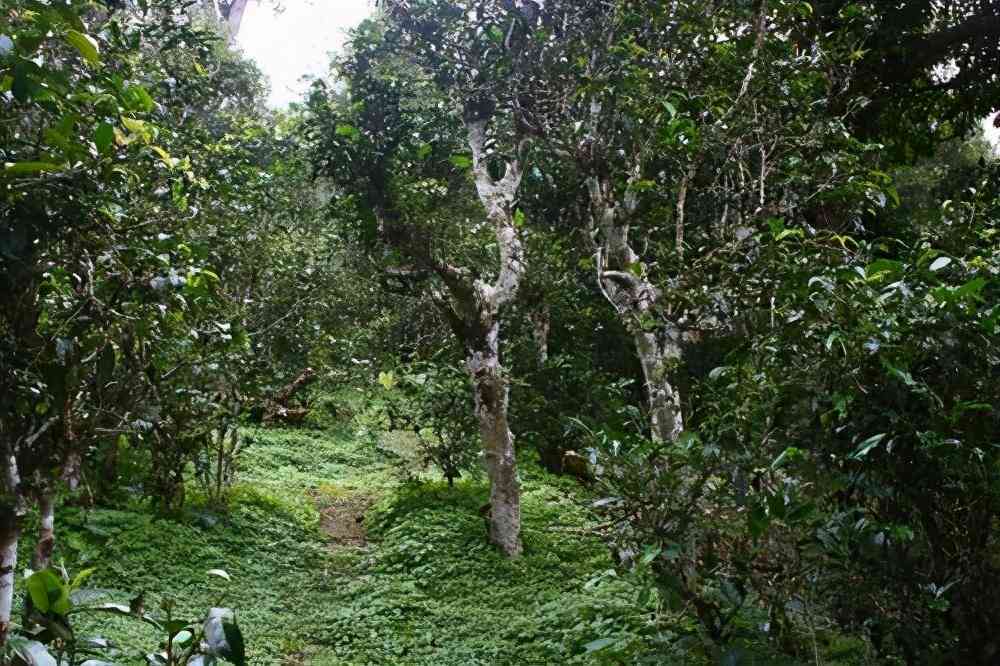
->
[1,0,997,663]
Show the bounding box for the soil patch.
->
[316,492,373,548]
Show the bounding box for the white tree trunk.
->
[466,318,522,557]
[0,529,17,646]
[0,449,23,646]
[635,330,684,443]
[32,489,55,571]
[226,0,249,39]
[588,174,685,442]
[462,116,527,556]
[201,0,248,43]
[530,306,550,365]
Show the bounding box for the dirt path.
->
[316,492,374,548]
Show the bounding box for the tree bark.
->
[634,329,684,443]
[31,488,55,571]
[0,525,17,647]
[458,115,527,556]
[0,448,23,647]
[370,107,528,556]
[588,174,686,442]
[201,0,249,43]
[466,317,522,557]
[225,0,249,40]
[530,305,550,366]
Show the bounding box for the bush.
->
[371,362,481,486]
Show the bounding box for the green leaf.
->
[121,116,154,143]
[882,358,917,387]
[11,63,33,102]
[955,277,986,301]
[335,124,360,140]
[122,85,155,113]
[771,447,803,469]
[449,154,472,169]
[65,30,100,66]
[865,258,904,282]
[766,217,785,236]
[583,637,615,653]
[378,371,397,390]
[775,228,804,241]
[850,433,886,460]
[164,619,190,636]
[69,567,96,591]
[2,162,62,176]
[152,145,173,168]
[639,545,661,566]
[26,569,70,616]
[95,122,115,154]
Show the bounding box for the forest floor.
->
[40,405,655,664]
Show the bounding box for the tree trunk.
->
[0,524,17,647]
[225,0,250,40]
[634,329,684,443]
[0,450,23,647]
[31,489,55,571]
[466,319,522,557]
[530,305,550,366]
[461,114,527,557]
[588,173,686,443]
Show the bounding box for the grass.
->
[23,411,655,665]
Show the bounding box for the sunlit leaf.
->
[65,30,100,66]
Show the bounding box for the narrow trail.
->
[315,492,373,549]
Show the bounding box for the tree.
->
[307,2,556,556]
[0,0,307,641]
[519,0,868,442]
[809,0,1000,155]
[201,0,251,43]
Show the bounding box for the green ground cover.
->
[27,418,654,665]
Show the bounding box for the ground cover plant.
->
[13,412,658,664]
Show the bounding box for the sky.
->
[237,0,375,107]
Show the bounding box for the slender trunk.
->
[1,449,23,646]
[589,173,685,444]
[530,305,550,366]
[215,426,226,503]
[226,0,250,40]
[31,489,55,571]
[466,319,522,557]
[675,164,695,262]
[461,114,527,557]
[0,525,17,646]
[634,329,684,443]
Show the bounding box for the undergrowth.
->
[22,406,664,664]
